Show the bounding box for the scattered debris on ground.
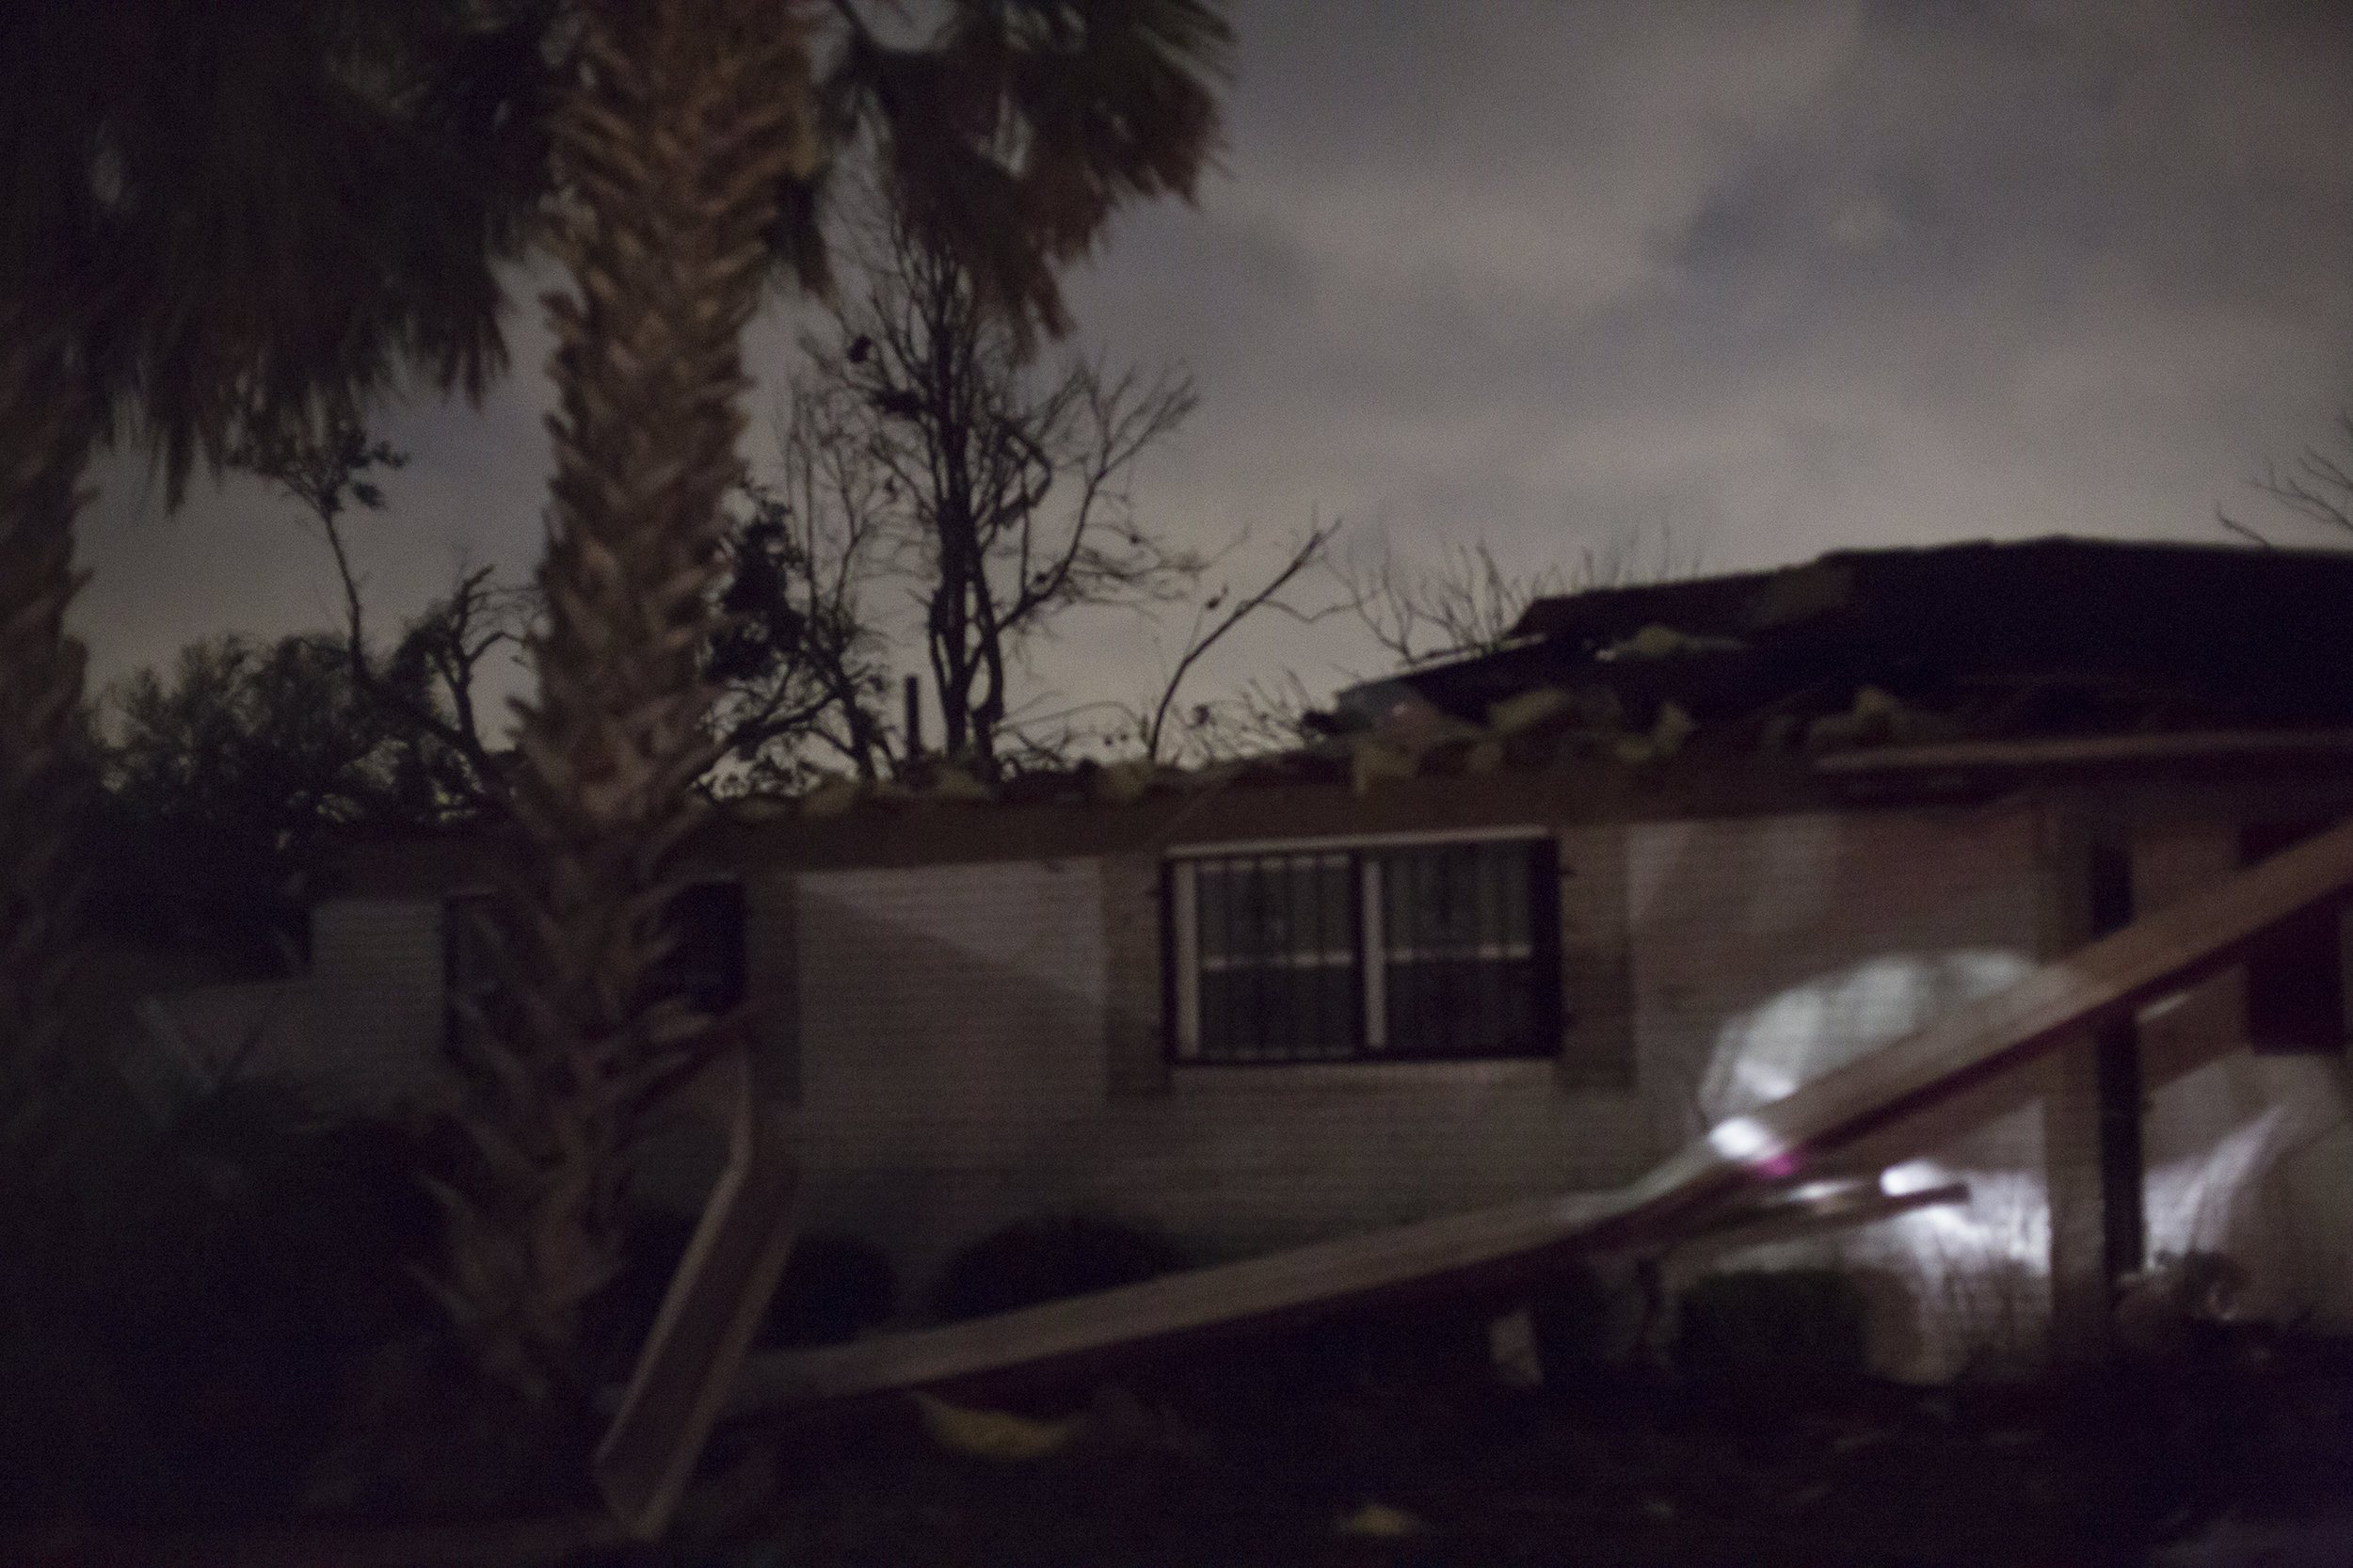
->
[618,1323,2353,1568]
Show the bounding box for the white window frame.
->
[1167,828,1558,1064]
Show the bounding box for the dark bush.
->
[583,1221,899,1374]
[0,1084,451,1524]
[1529,1260,1618,1380]
[765,1229,897,1347]
[582,1213,698,1384]
[1673,1268,1868,1390]
[1262,1298,1497,1394]
[926,1211,1190,1324]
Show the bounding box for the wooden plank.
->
[722,818,2353,1417]
[593,1048,801,1539]
[0,1512,629,1568]
[1666,1181,1973,1270]
[1813,727,2353,774]
[1706,817,2353,1172]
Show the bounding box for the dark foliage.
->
[767,1229,898,1348]
[580,1220,898,1390]
[87,632,449,975]
[1674,1268,1869,1392]
[1528,1259,1619,1380]
[0,0,541,504]
[926,1210,1190,1324]
[0,1081,447,1525]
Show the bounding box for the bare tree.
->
[237,408,529,817]
[702,383,898,792]
[1140,669,1334,765]
[1125,518,1349,765]
[820,205,1205,778]
[2219,408,2353,546]
[1345,522,1701,668]
[93,630,438,974]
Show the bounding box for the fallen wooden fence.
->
[712,816,2353,1416]
[0,1513,631,1568]
[594,1048,801,1539]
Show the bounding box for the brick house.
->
[143,537,2353,1381]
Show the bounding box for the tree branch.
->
[1141,516,1342,763]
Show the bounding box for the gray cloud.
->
[71,0,2353,742]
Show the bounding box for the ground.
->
[6,1310,2348,1565]
[632,1322,2353,1568]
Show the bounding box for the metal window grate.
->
[1378,840,1555,1058]
[651,880,748,1016]
[441,890,510,1058]
[1173,839,1559,1063]
[1191,853,1359,1061]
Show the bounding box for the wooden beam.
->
[594,1049,801,1539]
[1813,727,2353,775]
[719,818,2353,1418]
[1666,1181,1973,1272]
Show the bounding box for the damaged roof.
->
[331,536,2353,889]
[1350,536,2353,747]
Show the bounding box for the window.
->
[442,889,509,1055]
[441,879,747,1052]
[2238,823,2349,1055]
[651,880,748,1016]
[1169,836,1561,1064]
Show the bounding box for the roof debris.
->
[1595,623,1745,662]
[765,537,2353,819]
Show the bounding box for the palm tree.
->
[0,0,538,1168]
[435,0,1233,1404]
[6,0,1230,1404]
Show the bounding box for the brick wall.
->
[784,853,1657,1298]
[293,793,2353,1366]
[309,897,446,1115]
[1626,803,2046,1147]
[2133,822,2353,1331]
[1626,803,2056,1380]
[785,858,1111,1291]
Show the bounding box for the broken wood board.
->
[722,817,2353,1418]
[1812,727,2353,773]
[0,1512,629,1568]
[594,1048,801,1540]
[1668,1181,1972,1270]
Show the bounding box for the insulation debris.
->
[1805,685,1959,752]
[1612,700,1695,765]
[1091,758,1160,804]
[1349,737,1422,795]
[925,764,993,803]
[1336,1502,1426,1538]
[1595,623,1745,662]
[798,773,860,818]
[911,1391,1080,1461]
[1485,685,1574,735]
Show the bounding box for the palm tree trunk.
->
[0,311,95,1174]
[421,0,817,1404]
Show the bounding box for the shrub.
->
[926,1211,1189,1324]
[581,1213,697,1385]
[0,1081,451,1524]
[765,1230,897,1347]
[1529,1260,1619,1379]
[1673,1268,1868,1390]
[583,1222,899,1375]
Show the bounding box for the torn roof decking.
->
[1369,536,2353,738]
[325,539,2353,893]
[722,815,2353,1416]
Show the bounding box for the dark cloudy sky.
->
[72,0,2353,743]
